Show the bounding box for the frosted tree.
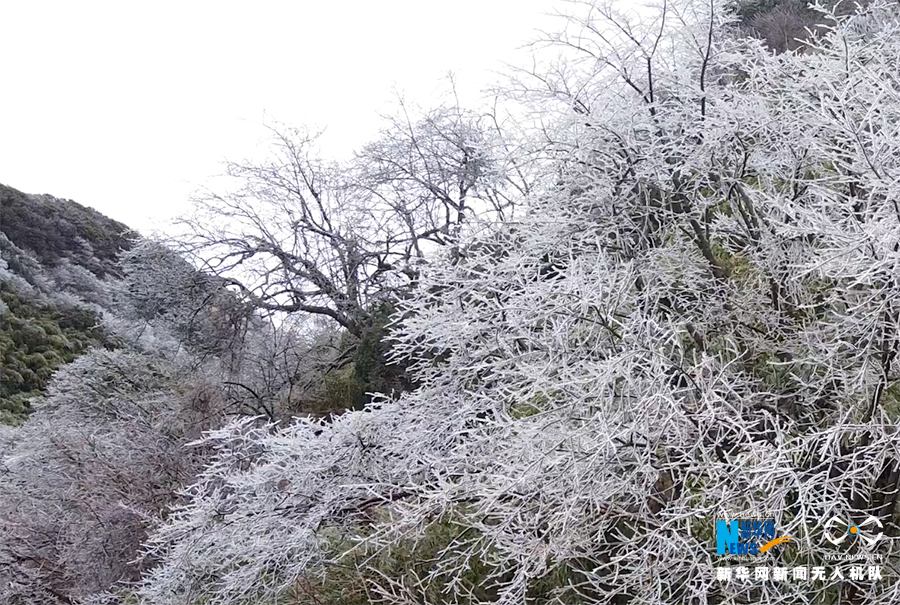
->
[178,95,534,337]
[172,101,536,410]
[138,1,900,604]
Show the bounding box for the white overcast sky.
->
[1,1,563,234]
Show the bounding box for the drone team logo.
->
[823,515,883,548]
[716,519,792,555]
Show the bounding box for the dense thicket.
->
[0,350,222,604]
[729,0,872,52]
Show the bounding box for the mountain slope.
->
[0,184,136,423]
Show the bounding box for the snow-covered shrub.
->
[0,349,226,604]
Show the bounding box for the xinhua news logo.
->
[716,519,791,556]
[823,515,883,548]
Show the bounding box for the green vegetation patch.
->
[0,285,116,424]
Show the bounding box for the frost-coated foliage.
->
[121,240,254,363]
[138,1,900,604]
[0,349,225,604]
